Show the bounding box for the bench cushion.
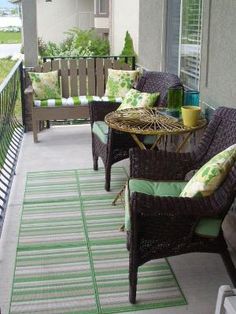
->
[33,96,123,107]
[92,121,108,144]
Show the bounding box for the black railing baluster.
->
[0,59,24,235]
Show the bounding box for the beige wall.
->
[110,0,139,56]
[200,0,236,109]
[37,0,94,43]
[138,0,166,70]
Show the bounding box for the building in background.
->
[94,0,109,39]
[11,0,110,44]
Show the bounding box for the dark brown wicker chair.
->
[128,106,236,303]
[89,71,183,191]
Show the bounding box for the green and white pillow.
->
[105,69,139,98]
[28,70,61,100]
[180,144,236,198]
[117,88,159,111]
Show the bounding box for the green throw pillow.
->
[117,89,159,111]
[104,69,139,98]
[28,70,61,100]
[180,144,236,198]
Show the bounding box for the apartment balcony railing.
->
[0,59,24,233]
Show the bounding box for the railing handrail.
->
[42,55,136,71]
[0,58,23,94]
[42,55,135,59]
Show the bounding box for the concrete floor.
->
[0,124,233,314]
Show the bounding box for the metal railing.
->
[0,58,24,234]
[42,55,136,70]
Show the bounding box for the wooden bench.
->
[24,56,134,142]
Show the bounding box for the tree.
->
[120,31,137,61]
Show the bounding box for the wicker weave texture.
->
[128,106,236,303]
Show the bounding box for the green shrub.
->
[38,28,110,57]
[119,31,137,65]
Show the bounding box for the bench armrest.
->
[24,85,34,95]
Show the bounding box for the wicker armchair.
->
[128,106,236,303]
[89,71,183,191]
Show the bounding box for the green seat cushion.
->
[129,179,187,196]
[125,179,187,231]
[195,218,222,238]
[92,121,109,144]
[143,135,156,145]
[125,179,222,238]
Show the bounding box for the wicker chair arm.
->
[131,192,223,219]
[130,147,196,180]
[24,85,34,95]
[89,101,120,124]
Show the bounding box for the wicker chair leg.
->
[129,264,138,304]
[93,155,98,171]
[105,165,111,191]
[126,232,130,251]
[221,250,236,287]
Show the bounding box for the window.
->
[99,0,106,14]
[96,0,108,15]
[179,0,203,90]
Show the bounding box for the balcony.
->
[0,0,236,311]
[0,57,235,314]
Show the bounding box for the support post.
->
[22,0,38,67]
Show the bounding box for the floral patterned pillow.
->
[28,71,61,100]
[104,69,139,98]
[117,88,159,111]
[180,144,236,198]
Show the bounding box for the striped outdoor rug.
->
[9,167,186,314]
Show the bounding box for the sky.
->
[0,0,15,8]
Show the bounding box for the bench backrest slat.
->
[122,62,131,70]
[96,58,105,97]
[61,59,69,98]
[70,59,78,96]
[87,59,96,96]
[113,59,121,70]
[104,59,112,85]
[42,61,51,72]
[27,57,134,98]
[78,59,87,95]
[52,60,60,71]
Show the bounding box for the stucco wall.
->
[138,0,166,70]
[37,0,94,44]
[110,0,139,56]
[200,0,236,109]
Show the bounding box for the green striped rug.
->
[9,168,186,314]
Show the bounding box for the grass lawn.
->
[0,59,16,84]
[0,58,22,120]
[0,31,21,44]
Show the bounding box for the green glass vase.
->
[167,87,183,118]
